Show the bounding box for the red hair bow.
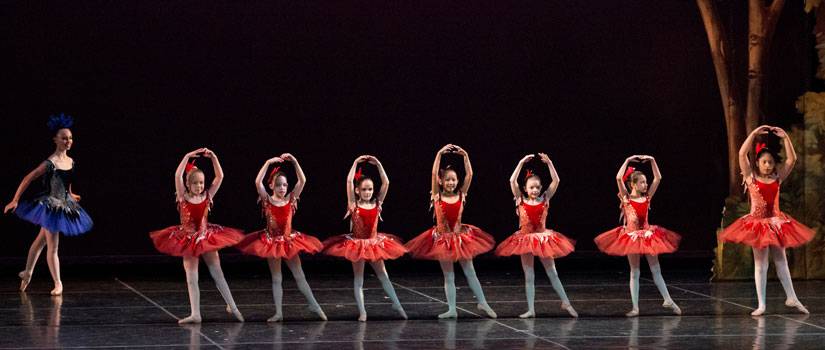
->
[755,142,767,154]
[622,166,635,182]
[184,159,198,174]
[524,169,534,181]
[268,166,281,183]
[354,167,364,182]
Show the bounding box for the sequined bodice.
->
[435,193,464,233]
[351,205,379,239]
[179,196,209,231]
[749,179,780,218]
[623,197,649,231]
[42,160,74,201]
[519,201,547,233]
[263,198,293,236]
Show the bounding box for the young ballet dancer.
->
[235,153,327,322]
[4,114,94,296]
[322,155,408,321]
[495,153,578,318]
[149,148,245,324]
[719,125,814,316]
[405,144,497,319]
[594,155,682,317]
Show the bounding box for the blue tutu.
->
[15,198,93,236]
[13,159,93,236]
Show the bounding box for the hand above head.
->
[202,148,215,158]
[186,148,206,158]
[520,154,535,163]
[538,153,551,164]
[279,153,294,161]
[453,145,468,156]
[365,155,379,165]
[269,157,284,164]
[753,125,772,135]
[771,127,788,139]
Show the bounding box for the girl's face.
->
[355,179,374,202]
[53,129,73,151]
[440,170,459,193]
[757,153,776,176]
[630,174,648,194]
[187,171,206,195]
[524,177,543,199]
[270,175,288,198]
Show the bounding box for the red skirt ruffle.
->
[495,229,575,258]
[150,224,244,257]
[322,233,407,262]
[594,225,681,256]
[236,230,323,259]
[719,213,815,249]
[405,224,495,261]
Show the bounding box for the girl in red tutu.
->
[235,153,326,322]
[495,153,577,318]
[594,155,681,317]
[719,125,813,316]
[149,148,244,324]
[406,144,497,319]
[322,155,407,321]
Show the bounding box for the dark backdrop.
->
[0,1,812,260]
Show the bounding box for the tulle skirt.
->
[236,230,322,259]
[15,199,93,236]
[322,233,407,262]
[405,224,495,261]
[150,224,244,257]
[719,213,815,249]
[594,225,681,256]
[495,229,575,258]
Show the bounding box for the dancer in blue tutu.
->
[4,114,93,295]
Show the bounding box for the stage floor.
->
[1,268,823,349]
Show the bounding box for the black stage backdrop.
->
[0,1,812,260]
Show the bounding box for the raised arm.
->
[255,156,283,201]
[643,155,662,198]
[510,155,533,199]
[540,153,560,200]
[3,162,48,213]
[432,144,451,200]
[454,145,473,194]
[347,156,366,205]
[175,148,204,201]
[368,156,390,203]
[739,125,770,181]
[616,156,635,198]
[204,148,224,199]
[773,127,796,182]
[281,153,306,199]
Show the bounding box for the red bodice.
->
[435,193,464,233]
[263,197,294,236]
[519,200,547,233]
[351,205,379,239]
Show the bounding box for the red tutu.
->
[495,229,575,258]
[150,224,244,257]
[719,214,815,249]
[720,178,816,249]
[594,225,681,256]
[405,224,495,261]
[322,233,407,262]
[236,230,323,259]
